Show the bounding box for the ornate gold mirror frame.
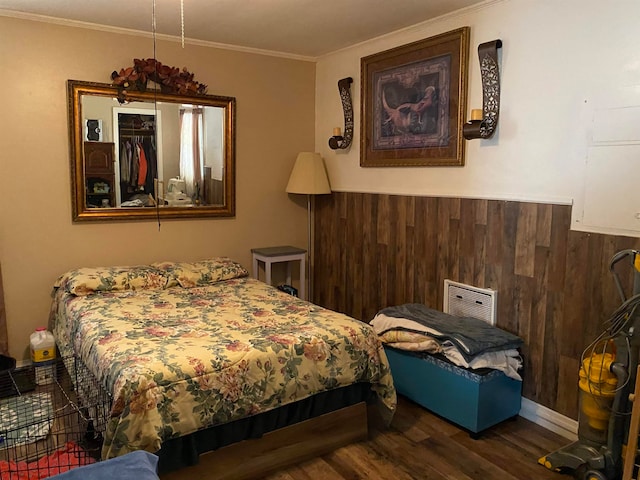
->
[68,79,236,222]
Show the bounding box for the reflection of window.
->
[179,107,204,198]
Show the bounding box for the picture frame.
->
[360,27,470,167]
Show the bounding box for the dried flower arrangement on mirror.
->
[111,58,208,98]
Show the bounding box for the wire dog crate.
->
[0,356,111,479]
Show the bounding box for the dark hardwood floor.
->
[263,395,572,480]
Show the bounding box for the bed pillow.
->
[153,257,249,288]
[55,265,171,296]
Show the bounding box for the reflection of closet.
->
[83,142,115,208]
[115,112,158,205]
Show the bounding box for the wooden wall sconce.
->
[463,39,502,140]
[328,77,354,149]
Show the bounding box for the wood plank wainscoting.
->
[313,192,640,420]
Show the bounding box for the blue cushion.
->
[49,451,159,480]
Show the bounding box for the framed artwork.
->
[360,27,470,167]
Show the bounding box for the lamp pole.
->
[285,152,331,302]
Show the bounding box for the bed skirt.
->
[156,382,374,474]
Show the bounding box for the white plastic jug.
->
[30,327,56,385]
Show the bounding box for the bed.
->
[49,257,396,475]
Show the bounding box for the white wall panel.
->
[315,0,640,235]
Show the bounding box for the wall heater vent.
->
[443,280,497,326]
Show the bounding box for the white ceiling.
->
[0,0,486,58]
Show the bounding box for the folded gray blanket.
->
[376,303,523,361]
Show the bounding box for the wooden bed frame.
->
[160,402,369,480]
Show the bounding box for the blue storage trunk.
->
[385,346,522,434]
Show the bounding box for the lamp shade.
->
[285,152,331,195]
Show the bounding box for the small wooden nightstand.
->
[251,246,307,300]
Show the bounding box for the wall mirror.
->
[67,80,235,221]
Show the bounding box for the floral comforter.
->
[51,272,396,459]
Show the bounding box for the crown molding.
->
[0,9,316,62]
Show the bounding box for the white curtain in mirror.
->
[179,107,204,199]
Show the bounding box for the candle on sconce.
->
[470,109,483,121]
[333,127,342,137]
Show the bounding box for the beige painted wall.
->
[0,17,316,359]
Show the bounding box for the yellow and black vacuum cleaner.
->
[539,250,640,480]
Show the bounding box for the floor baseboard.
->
[519,397,578,441]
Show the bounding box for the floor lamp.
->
[285,152,331,302]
